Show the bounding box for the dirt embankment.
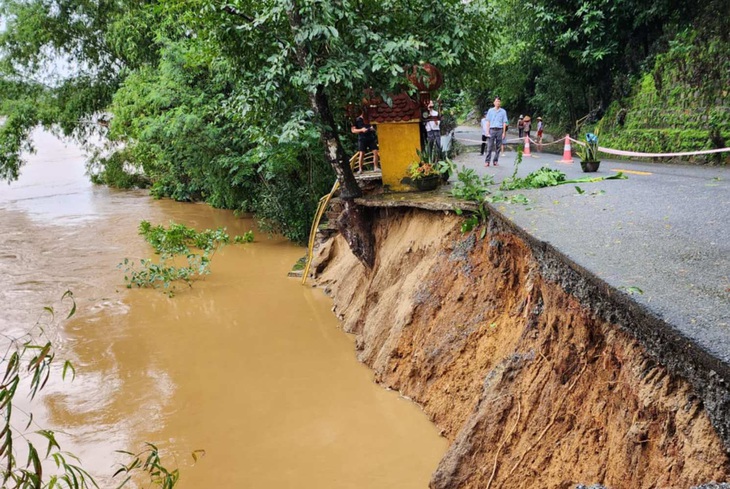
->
[311,208,729,489]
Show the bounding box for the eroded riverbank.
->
[311,208,730,488]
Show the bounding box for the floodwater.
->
[0,130,446,487]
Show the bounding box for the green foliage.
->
[88,149,150,189]
[0,291,98,488]
[450,166,495,238]
[107,40,253,206]
[3,0,716,249]
[501,165,627,191]
[468,0,729,138]
[122,221,229,296]
[600,128,729,157]
[460,215,480,234]
[121,257,203,296]
[253,155,334,244]
[0,97,41,181]
[501,167,566,191]
[621,286,644,295]
[652,28,730,108]
[564,172,628,185]
[502,146,620,191]
[488,191,530,205]
[594,22,730,163]
[291,256,307,271]
[409,147,454,180]
[114,443,199,489]
[234,231,255,244]
[450,167,495,201]
[138,220,230,255]
[0,0,129,175]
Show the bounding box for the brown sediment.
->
[312,208,730,489]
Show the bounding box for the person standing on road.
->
[518,115,525,139]
[524,116,531,139]
[537,117,544,144]
[480,110,488,155]
[484,96,508,167]
[425,100,442,154]
[351,108,380,174]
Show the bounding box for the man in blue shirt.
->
[484,97,508,166]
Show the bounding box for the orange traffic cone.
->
[523,136,531,157]
[560,135,573,163]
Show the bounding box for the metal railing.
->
[300,151,376,285]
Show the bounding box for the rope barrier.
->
[568,137,730,158]
[454,135,568,146]
[456,133,729,158]
[528,136,567,146]
[454,136,544,144]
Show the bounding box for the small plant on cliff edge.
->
[451,166,496,237]
[450,166,495,201]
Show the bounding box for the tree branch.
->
[221,5,287,49]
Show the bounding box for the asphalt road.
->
[452,125,730,367]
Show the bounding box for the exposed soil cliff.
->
[311,208,729,489]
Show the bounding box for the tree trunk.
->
[286,5,375,268]
[336,198,375,268]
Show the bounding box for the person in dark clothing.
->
[351,109,380,174]
[480,111,488,155]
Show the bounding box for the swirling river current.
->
[0,129,446,488]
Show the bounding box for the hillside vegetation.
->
[597,29,730,161]
[479,0,729,161]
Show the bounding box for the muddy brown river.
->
[0,130,446,487]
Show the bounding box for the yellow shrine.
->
[355,64,443,192]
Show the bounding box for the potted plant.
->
[408,147,453,191]
[578,132,601,172]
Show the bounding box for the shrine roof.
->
[367,92,421,123]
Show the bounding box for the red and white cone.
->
[523,136,532,157]
[560,135,574,163]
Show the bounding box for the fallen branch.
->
[560,171,629,185]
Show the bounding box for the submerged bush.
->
[121,221,230,296]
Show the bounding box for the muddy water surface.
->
[0,130,446,487]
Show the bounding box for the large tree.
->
[203,0,491,265]
[0,0,492,260]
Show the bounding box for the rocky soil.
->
[311,208,729,489]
